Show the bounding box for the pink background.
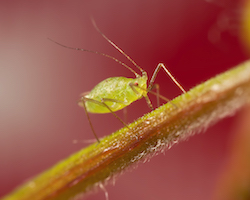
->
[0,0,247,199]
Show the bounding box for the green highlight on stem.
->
[2,60,250,200]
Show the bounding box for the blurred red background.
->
[0,0,248,199]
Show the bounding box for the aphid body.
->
[79,75,148,113]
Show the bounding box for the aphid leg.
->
[155,84,160,107]
[133,84,178,109]
[147,86,178,109]
[99,182,109,200]
[80,97,100,143]
[146,88,171,103]
[123,107,128,124]
[81,97,130,142]
[148,63,186,94]
[101,98,130,130]
[143,95,154,111]
[149,83,160,107]
[129,82,154,110]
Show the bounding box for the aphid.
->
[49,21,186,143]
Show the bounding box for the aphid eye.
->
[134,82,138,86]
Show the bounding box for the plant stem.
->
[2,60,250,200]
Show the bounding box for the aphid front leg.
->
[129,82,154,111]
[148,83,160,107]
[133,83,178,109]
[148,63,186,94]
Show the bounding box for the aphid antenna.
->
[48,38,139,77]
[91,18,146,77]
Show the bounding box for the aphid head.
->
[131,75,148,98]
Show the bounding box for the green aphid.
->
[49,21,186,143]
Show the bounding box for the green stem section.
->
[3,61,250,200]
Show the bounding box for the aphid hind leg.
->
[81,97,130,143]
[80,97,100,143]
[101,98,130,129]
[148,63,186,94]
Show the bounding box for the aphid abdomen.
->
[79,76,146,113]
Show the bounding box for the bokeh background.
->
[0,0,249,199]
